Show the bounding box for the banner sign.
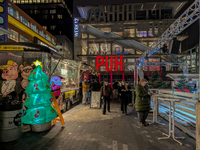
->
[96,55,123,72]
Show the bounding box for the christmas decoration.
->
[156,77,166,89]
[174,75,191,89]
[147,73,155,88]
[22,65,57,125]
[33,60,43,68]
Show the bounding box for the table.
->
[149,94,165,126]
[158,96,185,145]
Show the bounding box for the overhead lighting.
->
[153,4,157,9]
[141,5,143,9]
[176,3,183,11]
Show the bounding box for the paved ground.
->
[2,100,196,150]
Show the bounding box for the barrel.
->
[0,104,22,142]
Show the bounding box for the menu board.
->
[90,92,101,108]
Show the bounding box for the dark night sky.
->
[73,0,195,17]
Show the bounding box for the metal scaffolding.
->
[134,62,188,85]
[138,0,200,63]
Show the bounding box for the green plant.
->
[156,77,166,89]
[147,73,155,88]
[174,75,191,89]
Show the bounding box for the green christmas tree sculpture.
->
[156,77,166,89]
[174,75,191,89]
[22,65,57,125]
[147,73,155,89]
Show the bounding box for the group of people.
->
[81,78,151,126]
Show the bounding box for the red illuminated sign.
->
[96,55,123,71]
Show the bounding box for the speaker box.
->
[168,38,180,55]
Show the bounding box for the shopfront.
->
[0,42,81,111]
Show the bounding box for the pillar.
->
[196,102,200,150]
[122,73,125,80]
[110,73,113,88]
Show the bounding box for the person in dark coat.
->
[119,80,129,115]
[100,80,113,115]
[135,78,151,126]
[126,82,132,104]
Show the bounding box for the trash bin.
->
[0,104,22,142]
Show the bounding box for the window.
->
[60,31,61,34]
[82,33,88,39]
[89,34,96,38]
[154,26,158,35]
[161,9,172,19]
[141,42,147,46]
[39,29,45,38]
[8,28,19,42]
[100,28,111,33]
[124,28,135,37]
[43,10,48,14]
[34,10,40,14]
[129,5,132,12]
[20,15,29,27]
[129,14,132,20]
[50,9,56,14]
[89,43,99,54]
[50,25,56,30]
[43,15,47,19]
[112,43,122,55]
[58,14,62,19]
[25,0,29,3]
[149,59,160,71]
[31,23,38,33]
[136,51,142,54]
[136,29,147,37]
[20,34,29,42]
[100,43,111,55]
[46,34,51,41]
[124,48,135,54]
[148,25,153,37]
[8,6,19,20]
[43,26,47,30]
[127,59,135,62]
[113,32,123,37]
[52,39,55,45]
[136,10,146,20]
[148,10,159,20]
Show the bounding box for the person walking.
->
[82,78,89,105]
[119,80,129,115]
[135,78,151,126]
[100,80,113,115]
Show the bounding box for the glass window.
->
[148,10,159,20]
[39,29,45,38]
[100,28,111,33]
[127,59,135,62]
[112,43,122,55]
[148,25,153,37]
[154,26,158,35]
[124,28,135,37]
[82,47,87,55]
[113,32,123,37]
[51,59,81,91]
[161,9,172,19]
[20,15,29,27]
[136,29,147,37]
[43,26,47,30]
[89,34,96,38]
[50,9,56,14]
[20,34,29,42]
[31,23,38,33]
[148,42,154,47]
[8,6,19,20]
[50,25,56,30]
[82,33,88,39]
[136,51,142,54]
[141,42,147,46]
[46,34,51,41]
[136,10,146,20]
[8,28,19,42]
[58,14,63,19]
[124,48,135,54]
[52,39,55,45]
[89,43,99,54]
[100,43,111,55]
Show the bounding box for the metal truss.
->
[139,0,200,63]
[138,62,188,67]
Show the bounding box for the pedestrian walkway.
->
[2,101,196,150]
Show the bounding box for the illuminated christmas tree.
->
[22,64,57,125]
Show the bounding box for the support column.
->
[110,73,113,88]
[122,73,125,80]
[196,102,200,150]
